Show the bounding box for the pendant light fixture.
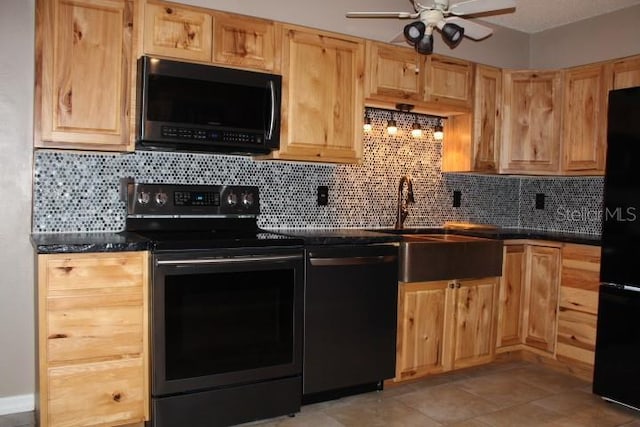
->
[433,118,444,141]
[386,112,398,136]
[411,114,423,138]
[363,109,372,132]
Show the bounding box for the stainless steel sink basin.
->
[395,233,503,282]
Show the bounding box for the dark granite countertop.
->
[31,226,600,254]
[31,232,151,254]
[366,227,601,246]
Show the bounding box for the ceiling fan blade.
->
[346,11,419,19]
[448,0,515,16]
[443,17,493,40]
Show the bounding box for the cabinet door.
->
[557,244,600,369]
[35,0,134,151]
[452,278,498,369]
[523,245,561,353]
[365,41,423,102]
[473,64,502,172]
[561,64,607,174]
[501,70,562,174]
[611,54,640,90]
[274,25,364,163]
[48,358,145,427]
[143,0,213,62]
[212,11,276,71]
[496,244,526,348]
[424,55,473,109]
[396,281,454,381]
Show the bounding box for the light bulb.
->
[411,121,422,138]
[363,116,372,132]
[387,119,398,136]
[433,125,444,141]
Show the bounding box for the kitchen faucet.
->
[395,175,415,229]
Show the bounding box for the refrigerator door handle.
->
[602,282,640,292]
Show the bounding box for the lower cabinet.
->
[556,244,600,372]
[496,241,601,380]
[395,277,498,382]
[36,251,149,427]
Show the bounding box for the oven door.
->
[151,247,304,396]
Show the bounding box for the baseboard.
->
[0,394,34,416]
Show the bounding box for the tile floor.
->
[4,360,640,427]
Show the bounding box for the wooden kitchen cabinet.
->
[496,244,526,348]
[500,70,563,174]
[35,0,136,151]
[472,64,502,172]
[365,41,423,103]
[610,54,640,90]
[556,244,600,374]
[441,64,501,173]
[424,55,474,110]
[142,0,213,62]
[395,277,498,382]
[523,244,561,353]
[142,0,277,71]
[265,24,364,163]
[561,64,607,174]
[36,251,149,427]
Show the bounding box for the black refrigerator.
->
[593,86,640,411]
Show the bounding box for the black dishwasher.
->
[303,244,398,403]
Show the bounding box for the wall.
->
[0,0,35,413]
[0,0,633,412]
[530,5,640,69]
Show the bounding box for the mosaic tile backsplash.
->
[32,108,603,235]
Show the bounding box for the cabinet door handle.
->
[456,282,461,288]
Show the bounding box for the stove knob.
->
[137,191,151,205]
[241,192,254,208]
[155,191,168,206]
[226,192,238,207]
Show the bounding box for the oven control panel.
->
[123,181,260,217]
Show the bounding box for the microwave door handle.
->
[267,80,276,140]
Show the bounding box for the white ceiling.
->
[456,0,640,33]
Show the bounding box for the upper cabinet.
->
[561,63,608,174]
[264,24,364,163]
[424,55,474,110]
[142,0,213,62]
[472,64,502,173]
[141,0,277,71]
[500,70,563,174]
[365,42,473,115]
[610,54,640,90]
[365,41,423,103]
[35,0,136,151]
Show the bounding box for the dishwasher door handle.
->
[309,255,397,267]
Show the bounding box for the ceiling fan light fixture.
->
[441,22,465,48]
[415,33,434,55]
[403,21,426,44]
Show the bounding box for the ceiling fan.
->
[346,0,516,54]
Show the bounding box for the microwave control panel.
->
[161,126,264,144]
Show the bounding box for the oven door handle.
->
[309,255,397,267]
[156,254,302,266]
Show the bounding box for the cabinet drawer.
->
[556,309,597,365]
[559,286,598,315]
[48,358,145,427]
[43,253,146,293]
[47,292,143,363]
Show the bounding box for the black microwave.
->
[136,56,281,155]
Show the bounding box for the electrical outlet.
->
[535,193,545,210]
[317,186,328,206]
[453,190,461,208]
